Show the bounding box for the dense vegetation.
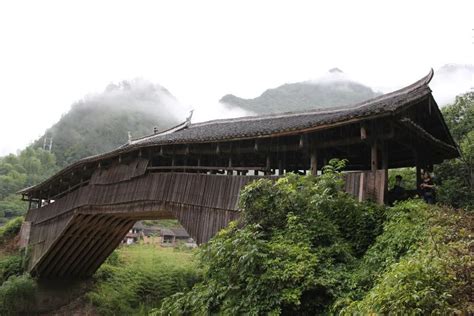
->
[0,217,36,315]
[436,92,474,209]
[157,164,472,315]
[87,245,201,315]
[0,148,58,224]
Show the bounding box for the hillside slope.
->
[35,79,185,166]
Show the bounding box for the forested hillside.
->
[34,79,184,167]
[0,148,58,223]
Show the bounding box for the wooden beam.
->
[360,123,368,140]
[148,166,267,172]
[398,118,457,153]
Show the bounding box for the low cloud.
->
[430,64,474,106]
[192,102,254,123]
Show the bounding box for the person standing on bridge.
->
[420,171,436,204]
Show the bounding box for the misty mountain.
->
[220,69,380,114]
[35,79,185,166]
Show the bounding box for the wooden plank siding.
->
[25,171,272,277]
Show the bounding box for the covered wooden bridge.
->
[19,70,458,278]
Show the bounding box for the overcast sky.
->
[0,0,473,156]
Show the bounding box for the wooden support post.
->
[227,157,232,175]
[310,148,318,176]
[299,135,305,149]
[278,159,284,175]
[358,172,365,202]
[415,150,422,193]
[381,144,388,170]
[265,155,271,175]
[371,141,378,172]
[381,142,389,203]
[360,123,368,140]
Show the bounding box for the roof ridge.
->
[189,69,434,128]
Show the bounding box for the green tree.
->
[158,163,384,315]
[436,92,474,209]
[0,148,58,220]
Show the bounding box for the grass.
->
[142,219,181,228]
[87,243,201,315]
[118,243,194,265]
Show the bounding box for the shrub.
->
[158,170,472,315]
[0,254,24,284]
[0,216,23,244]
[343,248,455,314]
[158,165,387,315]
[0,274,36,315]
[337,203,473,314]
[87,245,201,315]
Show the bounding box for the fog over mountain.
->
[35,79,186,166]
[220,68,381,114]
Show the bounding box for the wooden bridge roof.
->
[131,69,434,146]
[19,69,459,197]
